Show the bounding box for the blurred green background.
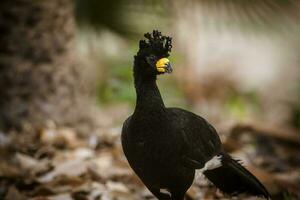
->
[75,0,300,128]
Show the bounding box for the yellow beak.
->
[156,58,172,73]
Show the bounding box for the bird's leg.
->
[171,192,185,200]
[148,187,171,200]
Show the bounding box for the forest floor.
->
[0,105,299,200]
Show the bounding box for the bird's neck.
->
[133,62,165,114]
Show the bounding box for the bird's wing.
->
[169,108,222,169]
[121,116,131,133]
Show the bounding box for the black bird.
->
[121,30,270,200]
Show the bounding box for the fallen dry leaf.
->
[5,186,27,200]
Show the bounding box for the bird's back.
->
[166,107,222,164]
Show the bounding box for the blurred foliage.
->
[201,0,296,6]
[283,192,299,200]
[96,46,186,109]
[75,0,176,107]
[224,90,261,120]
[75,0,300,128]
[97,58,135,105]
[188,0,300,36]
[75,0,169,36]
[75,0,125,33]
[289,103,300,129]
[286,83,300,128]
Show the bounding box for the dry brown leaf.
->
[40,128,82,149]
[0,159,22,177]
[16,153,52,176]
[46,193,72,200]
[38,159,89,183]
[5,186,27,200]
[231,123,300,145]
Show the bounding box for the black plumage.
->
[121,30,270,200]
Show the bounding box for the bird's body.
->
[121,30,270,200]
[122,105,221,199]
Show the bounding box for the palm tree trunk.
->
[0,0,96,133]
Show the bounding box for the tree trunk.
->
[0,0,96,134]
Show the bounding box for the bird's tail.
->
[203,153,270,199]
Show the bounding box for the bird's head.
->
[135,30,173,78]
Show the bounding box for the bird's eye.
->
[146,55,157,66]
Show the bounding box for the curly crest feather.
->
[137,30,172,58]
